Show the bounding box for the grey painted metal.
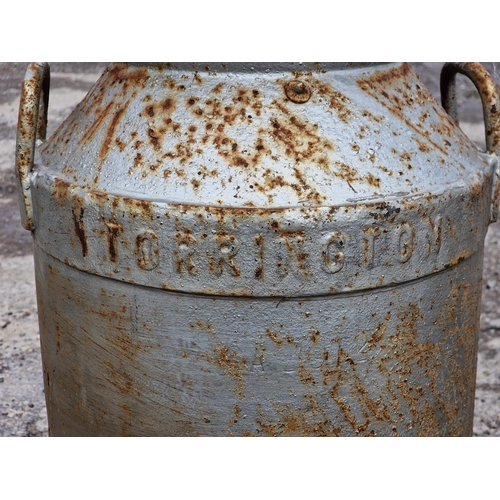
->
[17,62,500,436]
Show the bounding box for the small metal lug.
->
[285,80,311,103]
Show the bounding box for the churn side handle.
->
[15,62,50,231]
[440,62,500,222]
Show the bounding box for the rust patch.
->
[414,137,431,153]
[196,165,219,180]
[173,230,198,275]
[104,327,142,364]
[265,328,285,346]
[211,82,225,94]
[135,232,159,270]
[334,161,384,191]
[207,344,247,396]
[356,63,451,156]
[310,328,320,343]
[147,127,161,151]
[193,72,203,85]
[268,100,334,166]
[276,230,310,278]
[99,105,127,161]
[115,137,126,152]
[122,197,154,219]
[254,234,264,279]
[73,69,147,180]
[121,403,133,437]
[298,354,317,386]
[189,320,215,334]
[209,232,241,277]
[212,133,252,169]
[53,178,72,201]
[365,172,381,188]
[255,396,341,436]
[110,65,149,86]
[314,81,352,123]
[72,206,88,257]
[326,347,374,434]
[137,97,177,155]
[444,248,473,269]
[251,166,326,204]
[102,360,136,395]
[78,101,114,148]
[334,162,361,190]
[104,221,123,263]
[364,322,387,350]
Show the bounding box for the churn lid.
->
[38,62,487,207]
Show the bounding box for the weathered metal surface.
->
[15,62,50,230]
[31,180,490,296]
[39,63,487,207]
[35,246,482,436]
[17,62,500,435]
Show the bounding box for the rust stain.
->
[228,404,241,426]
[78,101,114,148]
[211,82,225,94]
[265,328,285,346]
[356,63,452,156]
[444,248,473,270]
[310,328,320,343]
[269,99,334,165]
[154,81,333,193]
[190,320,215,334]
[206,344,247,396]
[174,230,198,275]
[209,232,241,277]
[104,220,123,263]
[255,396,341,436]
[53,178,72,201]
[298,352,317,386]
[361,300,472,436]
[365,322,387,350]
[121,403,133,437]
[138,97,177,155]
[314,80,353,123]
[254,234,264,279]
[99,104,127,161]
[72,206,88,257]
[135,232,159,269]
[326,346,375,435]
[365,172,381,188]
[104,328,142,364]
[251,166,326,204]
[102,360,136,395]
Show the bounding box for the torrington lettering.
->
[36,178,481,296]
[97,215,446,284]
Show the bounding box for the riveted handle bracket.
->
[15,62,50,231]
[440,62,500,222]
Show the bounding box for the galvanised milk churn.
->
[16,62,500,436]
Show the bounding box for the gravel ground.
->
[1,62,499,436]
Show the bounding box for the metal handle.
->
[440,62,500,222]
[16,62,50,231]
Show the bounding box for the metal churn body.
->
[15,62,500,436]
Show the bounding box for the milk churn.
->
[16,62,500,436]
